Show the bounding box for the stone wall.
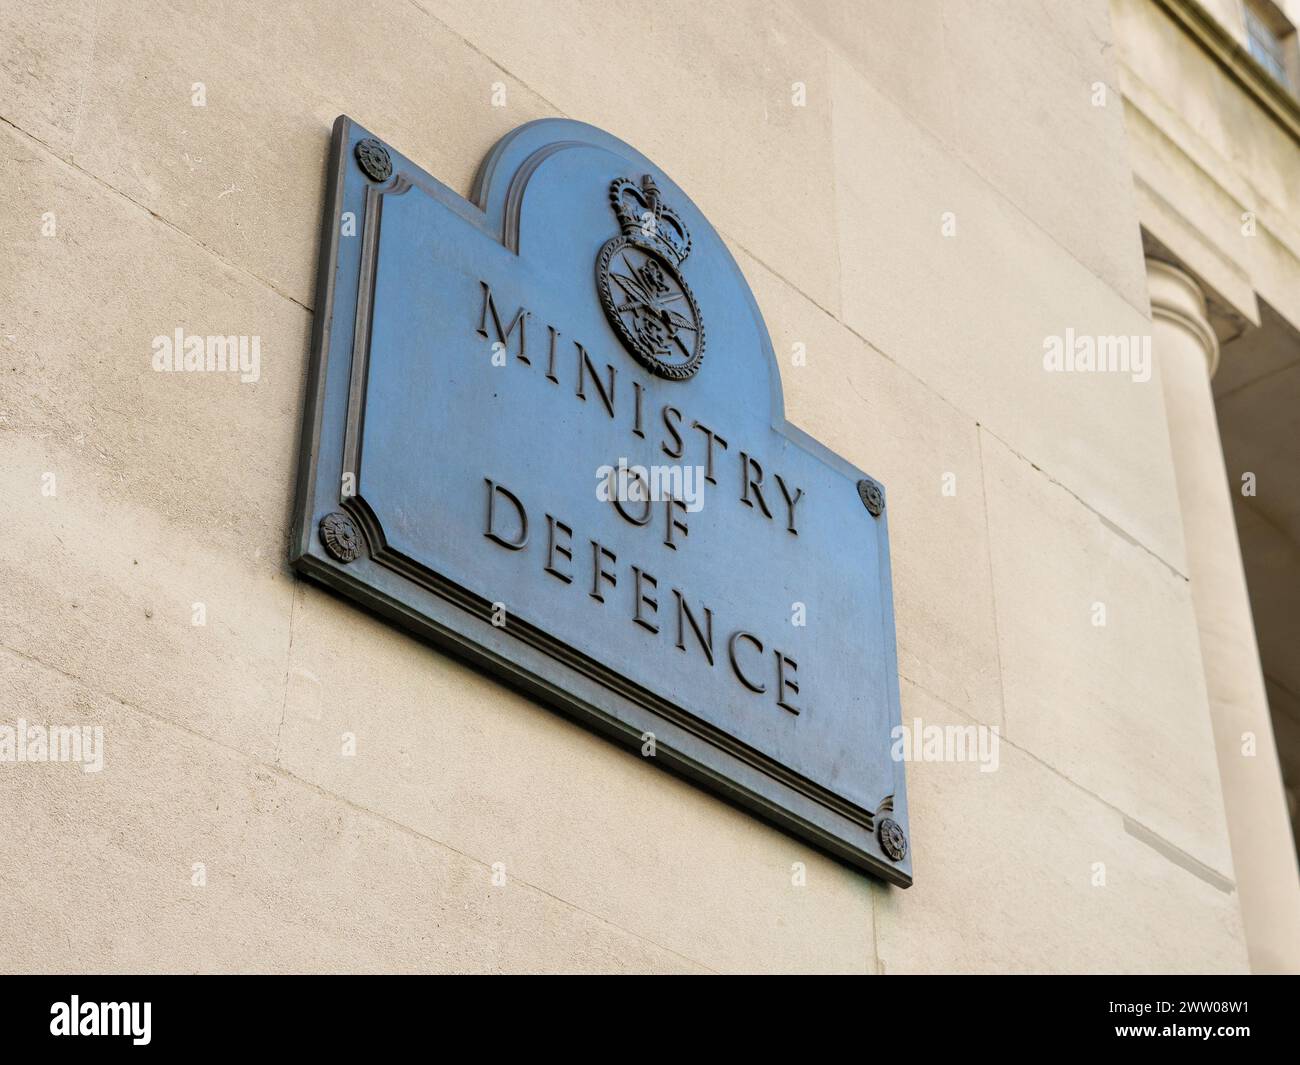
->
[0,0,1248,972]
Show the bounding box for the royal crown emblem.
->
[595,175,705,380]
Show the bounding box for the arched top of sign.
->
[473,120,781,407]
[469,129,705,381]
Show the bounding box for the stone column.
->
[1147,258,1300,973]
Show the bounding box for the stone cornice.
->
[1152,0,1300,147]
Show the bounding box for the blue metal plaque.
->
[292,116,912,885]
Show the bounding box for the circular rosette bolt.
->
[319,511,362,563]
[354,138,393,182]
[857,477,885,517]
[878,817,907,862]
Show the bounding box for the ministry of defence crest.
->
[595,175,705,380]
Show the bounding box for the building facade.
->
[1,0,1297,972]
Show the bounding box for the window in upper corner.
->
[1243,0,1297,91]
